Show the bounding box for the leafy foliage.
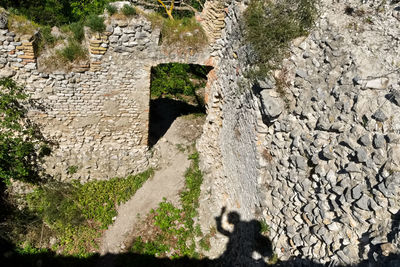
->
[70,0,112,20]
[26,169,154,254]
[3,0,73,26]
[0,78,50,184]
[150,63,209,98]
[244,0,317,77]
[3,0,115,26]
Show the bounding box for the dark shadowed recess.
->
[148,63,213,147]
[148,98,205,147]
[2,207,400,267]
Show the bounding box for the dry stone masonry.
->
[200,0,227,43]
[0,4,211,181]
[198,0,400,266]
[1,0,400,265]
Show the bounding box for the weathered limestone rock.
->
[0,8,7,29]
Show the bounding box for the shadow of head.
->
[227,211,240,225]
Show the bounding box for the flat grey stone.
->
[359,133,372,147]
[295,155,308,171]
[296,69,308,79]
[352,184,362,200]
[372,109,388,122]
[260,91,283,119]
[373,134,386,149]
[0,11,7,29]
[322,146,335,160]
[355,194,370,211]
[355,147,368,163]
[256,78,274,89]
[345,162,361,173]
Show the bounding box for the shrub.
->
[59,40,87,62]
[0,78,50,184]
[244,0,317,78]
[150,63,209,98]
[69,22,84,41]
[40,26,56,46]
[105,3,117,16]
[85,14,105,33]
[121,4,136,17]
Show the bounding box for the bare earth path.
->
[99,115,205,256]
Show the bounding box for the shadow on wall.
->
[1,207,400,267]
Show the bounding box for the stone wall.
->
[0,6,212,181]
[198,0,400,265]
[197,0,267,260]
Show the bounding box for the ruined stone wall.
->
[198,0,400,265]
[197,0,267,259]
[0,9,211,181]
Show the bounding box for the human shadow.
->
[214,207,273,266]
[2,207,400,267]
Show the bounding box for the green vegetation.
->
[7,13,40,36]
[67,165,79,175]
[129,152,204,259]
[244,0,317,78]
[24,169,153,255]
[39,26,57,46]
[151,63,209,98]
[85,14,106,32]
[0,78,50,185]
[59,39,88,62]
[121,4,137,17]
[105,3,117,16]
[2,0,116,26]
[69,22,85,42]
[260,219,270,234]
[161,17,208,50]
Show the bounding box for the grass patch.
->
[24,169,154,255]
[69,22,85,42]
[106,4,118,16]
[39,26,56,46]
[58,39,88,62]
[121,4,137,17]
[244,0,317,78]
[161,17,208,51]
[85,14,106,33]
[128,152,204,260]
[8,13,39,36]
[67,165,78,175]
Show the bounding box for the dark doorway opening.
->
[148,63,213,147]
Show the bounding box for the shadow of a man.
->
[215,207,272,266]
